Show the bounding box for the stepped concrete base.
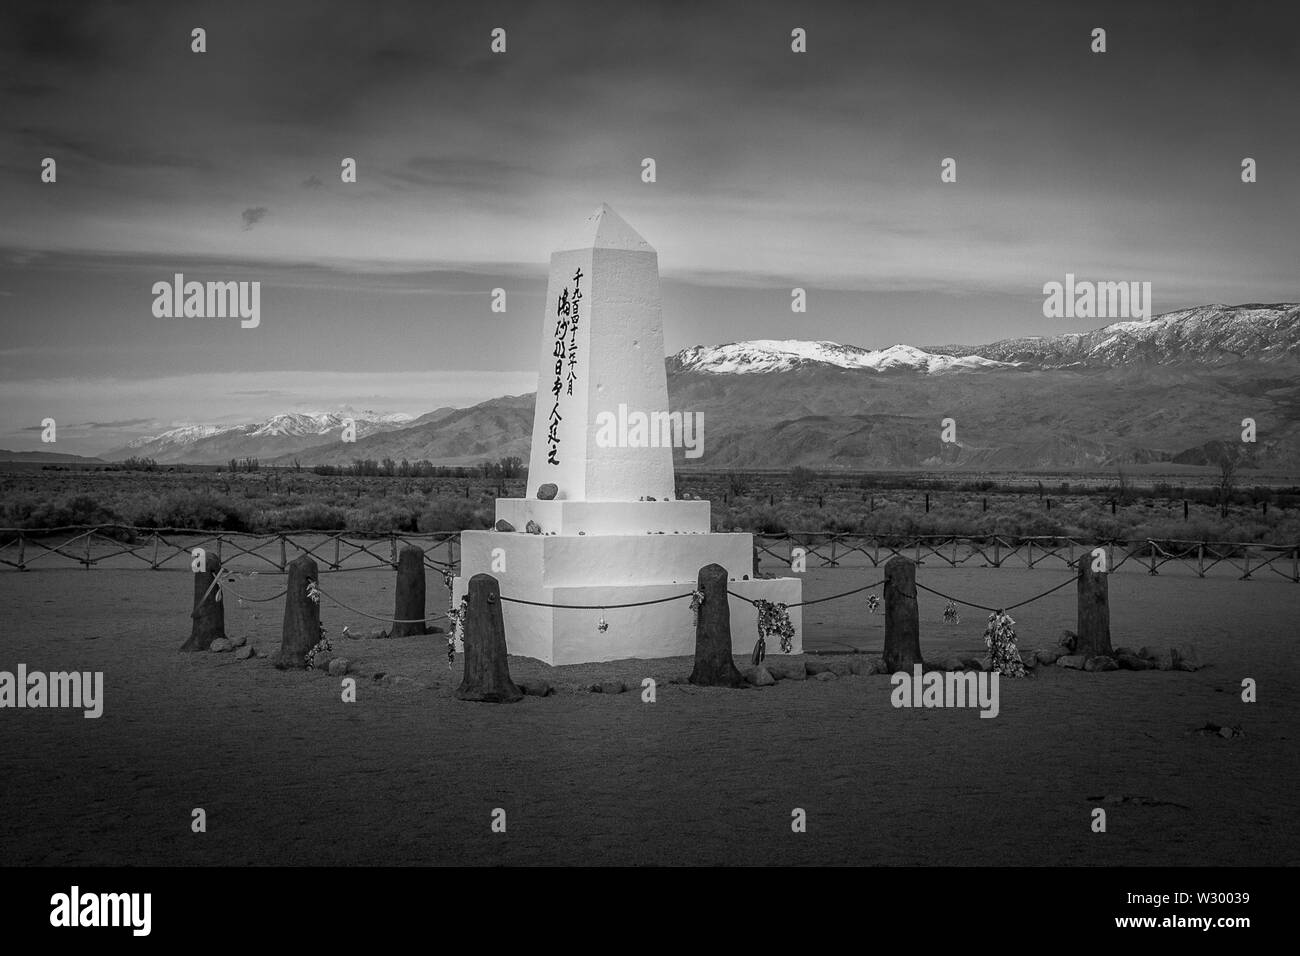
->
[453,527,801,664]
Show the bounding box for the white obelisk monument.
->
[454,204,801,664]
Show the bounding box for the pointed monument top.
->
[558,203,655,253]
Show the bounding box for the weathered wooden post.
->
[275,555,320,669]
[882,556,922,672]
[181,549,226,651]
[391,545,428,637]
[688,563,747,688]
[456,573,522,702]
[1075,557,1113,659]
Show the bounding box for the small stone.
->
[1036,647,1064,665]
[209,638,232,653]
[645,496,656,501]
[525,520,542,535]
[814,670,837,681]
[1153,649,1176,671]
[1057,654,1087,669]
[1058,630,1077,651]
[849,657,879,676]
[750,666,776,687]
[1112,646,1133,658]
[228,633,247,648]
[536,483,558,500]
[1084,655,1119,672]
[312,654,333,671]
[234,645,254,660]
[328,658,350,677]
[495,519,516,532]
[367,628,389,640]
[765,658,807,681]
[1138,646,1160,660]
[519,680,553,697]
[962,657,988,671]
[940,657,966,671]
[1218,726,1234,739]
[1172,644,1200,670]
[1019,652,1037,669]
[805,658,850,676]
[1116,653,1154,671]
[599,680,625,695]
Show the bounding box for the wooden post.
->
[390,533,398,567]
[1183,499,1189,520]
[992,536,1001,568]
[1075,559,1113,659]
[333,534,341,570]
[688,563,747,688]
[151,533,160,570]
[1027,538,1033,568]
[216,535,223,563]
[1197,542,1205,578]
[1148,540,1158,575]
[84,532,92,569]
[278,534,287,571]
[17,532,24,571]
[275,555,320,669]
[982,497,987,512]
[1242,545,1251,580]
[883,557,922,672]
[181,550,226,651]
[455,573,523,702]
[924,493,929,513]
[391,545,428,637]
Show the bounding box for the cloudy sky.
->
[1,0,1297,454]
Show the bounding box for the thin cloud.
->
[241,207,269,230]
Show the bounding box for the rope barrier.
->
[498,591,695,610]
[312,586,449,626]
[728,578,885,609]
[915,575,1076,612]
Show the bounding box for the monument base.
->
[453,525,802,665]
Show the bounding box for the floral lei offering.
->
[983,610,1026,677]
[304,635,332,669]
[942,600,960,625]
[753,599,795,654]
[866,593,880,613]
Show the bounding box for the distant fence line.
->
[0,526,1295,582]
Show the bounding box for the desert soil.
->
[1,563,1296,866]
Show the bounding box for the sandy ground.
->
[0,563,1296,866]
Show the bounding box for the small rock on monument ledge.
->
[495,519,516,532]
[525,520,542,534]
[536,483,558,500]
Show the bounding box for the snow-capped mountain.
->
[670,340,1014,374]
[927,303,1300,368]
[109,409,413,463]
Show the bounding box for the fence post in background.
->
[455,573,522,703]
[391,545,428,637]
[883,556,922,672]
[1026,538,1033,569]
[275,555,320,669]
[1241,545,1252,580]
[1075,557,1113,659]
[688,563,747,688]
[181,550,226,651]
[332,534,341,570]
[390,533,398,568]
[1197,542,1205,578]
[1293,545,1298,583]
[17,532,24,571]
[216,536,223,564]
[992,536,1001,568]
[1147,540,1158,575]
[1184,499,1189,520]
[150,533,160,570]
[83,532,92,569]
[278,534,287,571]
